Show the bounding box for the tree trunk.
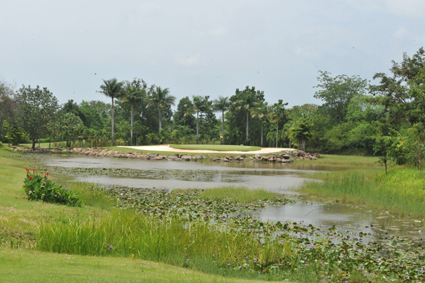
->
[196,112,199,145]
[111,97,115,147]
[221,111,224,145]
[246,112,249,144]
[8,125,11,148]
[276,122,278,148]
[261,123,263,147]
[130,104,133,146]
[32,138,36,151]
[159,108,162,133]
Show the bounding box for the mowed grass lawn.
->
[170,144,261,151]
[1,248,271,283]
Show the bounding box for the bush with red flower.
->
[23,169,82,207]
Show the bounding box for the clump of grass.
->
[301,167,425,218]
[37,210,287,280]
[198,186,276,203]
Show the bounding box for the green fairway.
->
[169,144,261,151]
[0,248,272,283]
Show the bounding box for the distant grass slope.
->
[170,144,261,151]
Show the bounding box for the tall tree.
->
[185,95,205,144]
[314,71,368,125]
[251,102,268,147]
[0,81,16,143]
[290,118,312,151]
[213,96,230,145]
[98,78,126,146]
[61,99,87,126]
[60,112,84,148]
[123,78,149,146]
[173,96,196,129]
[233,86,264,144]
[146,86,175,134]
[17,85,59,150]
[268,100,288,148]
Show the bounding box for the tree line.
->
[1,48,425,168]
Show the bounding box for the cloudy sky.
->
[1,0,424,107]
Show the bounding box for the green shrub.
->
[23,169,82,207]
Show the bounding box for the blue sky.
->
[1,0,424,107]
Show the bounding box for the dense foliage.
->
[1,48,425,168]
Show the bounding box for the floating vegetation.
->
[46,166,218,182]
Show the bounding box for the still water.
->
[46,156,423,238]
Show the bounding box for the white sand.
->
[119,145,294,154]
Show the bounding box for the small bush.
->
[23,169,82,207]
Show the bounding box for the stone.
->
[154,155,167,160]
[181,155,191,161]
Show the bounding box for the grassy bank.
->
[1,248,272,283]
[301,166,425,218]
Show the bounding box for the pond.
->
[46,156,423,239]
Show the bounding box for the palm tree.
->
[290,118,312,151]
[98,78,126,146]
[233,87,263,144]
[75,125,86,148]
[268,100,288,148]
[184,95,205,144]
[99,129,108,149]
[146,86,175,134]
[213,96,230,145]
[123,79,148,146]
[251,102,268,147]
[84,128,94,148]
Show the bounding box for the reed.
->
[301,167,425,218]
[38,210,278,264]
[37,210,302,280]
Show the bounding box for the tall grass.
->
[301,167,425,218]
[38,210,277,263]
[37,210,297,280]
[199,186,276,203]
